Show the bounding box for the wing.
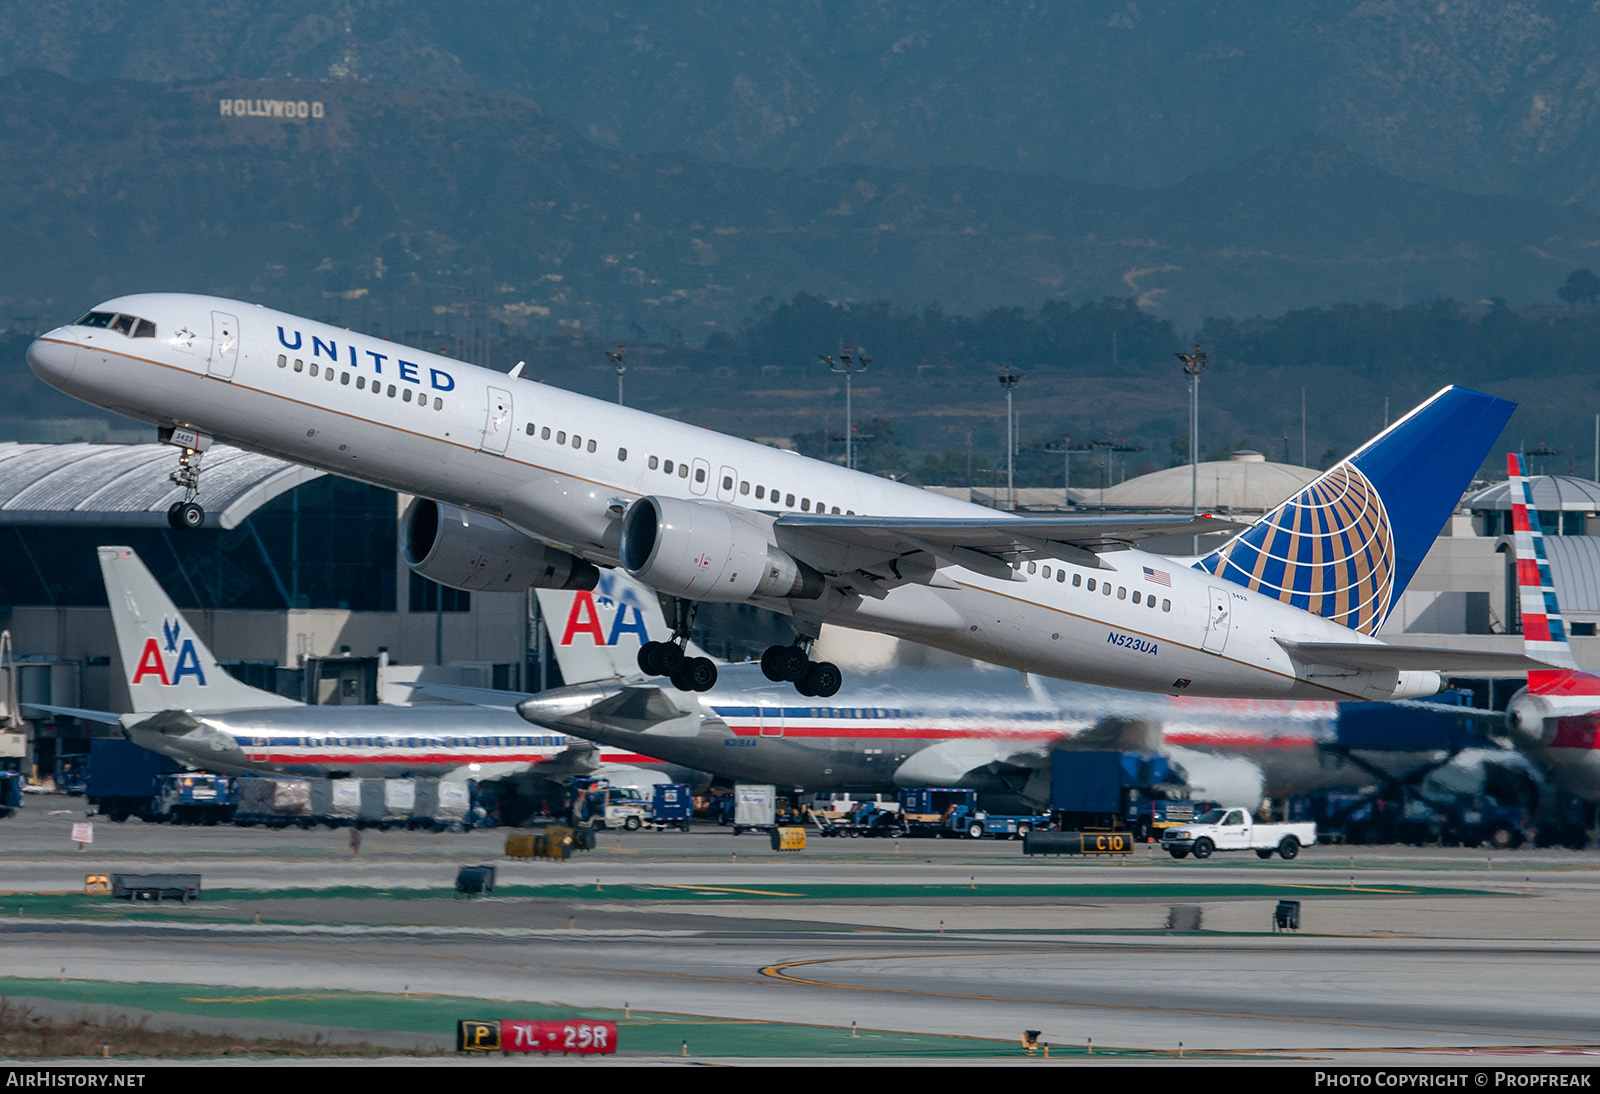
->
[773,512,1244,587]
[1281,641,1553,677]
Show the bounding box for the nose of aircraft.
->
[26,333,78,385]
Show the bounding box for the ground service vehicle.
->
[568,777,651,831]
[898,787,1050,839]
[0,771,21,818]
[1160,807,1316,859]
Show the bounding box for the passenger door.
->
[208,311,239,380]
[480,387,512,454]
[1203,586,1232,654]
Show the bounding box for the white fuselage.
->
[29,294,1440,703]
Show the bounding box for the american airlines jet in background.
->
[428,568,1494,810]
[52,546,698,797]
[28,295,1536,703]
[1503,454,1600,800]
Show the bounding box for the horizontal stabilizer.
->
[412,683,533,710]
[21,702,125,726]
[1281,641,1553,677]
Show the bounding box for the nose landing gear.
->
[160,426,212,530]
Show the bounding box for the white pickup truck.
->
[1159,808,1316,860]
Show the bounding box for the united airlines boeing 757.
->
[27,294,1538,702]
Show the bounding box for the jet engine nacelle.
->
[402,499,599,593]
[620,495,823,602]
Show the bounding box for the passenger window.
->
[785,493,795,507]
[557,431,567,445]
[277,355,287,368]
[434,397,443,410]
[327,369,336,382]
[1103,583,1112,596]
[525,423,535,435]
[1087,578,1096,591]
[587,439,596,453]
[740,481,750,495]
[723,476,734,491]
[802,499,811,512]
[832,506,841,514]
[649,456,660,470]
[1132,590,1141,605]
[403,388,413,402]
[340,372,350,385]
[679,464,689,478]
[1162,599,1171,612]
[133,319,156,338]
[110,314,134,335]
[541,427,551,440]
[309,363,319,378]
[1148,597,1157,609]
[618,448,628,461]
[294,359,304,373]
[663,459,673,473]
[755,485,764,499]
[1117,587,1126,599]
[1026,561,1036,574]
[1057,570,1066,583]
[695,467,706,483]
[387,384,396,397]
[1073,573,1081,586]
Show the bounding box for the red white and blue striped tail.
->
[1508,453,1587,691]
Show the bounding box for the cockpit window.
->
[77,311,156,337]
[132,319,156,338]
[76,311,115,328]
[110,314,135,335]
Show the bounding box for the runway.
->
[3,801,1599,1063]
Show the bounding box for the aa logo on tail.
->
[131,617,207,686]
[559,589,653,647]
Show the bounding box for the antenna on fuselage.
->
[508,361,525,378]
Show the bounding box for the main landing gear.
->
[637,598,718,693]
[161,426,211,530]
[760,641,842,698]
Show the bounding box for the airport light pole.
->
[998,366,1025,511]
[1177,345,1210,552]
[820,348,870,469]
[606,345,626,406]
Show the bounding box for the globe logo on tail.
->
[1199,464,1395,635]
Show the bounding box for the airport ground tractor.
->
[1159,807,1316,860]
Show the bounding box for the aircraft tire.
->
[1277,837,1299,860]
[773,645,811,683]
[1191,837,1214,859]
[802,661,842,698]
[760,646,787,681]
[169,501,205,530]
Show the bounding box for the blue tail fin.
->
[1196,386,1515,635]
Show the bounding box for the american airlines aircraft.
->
[1503,454,1600,799]
[434,569,1492,810]
[27,295,1535,703]
[57,545,695,794]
